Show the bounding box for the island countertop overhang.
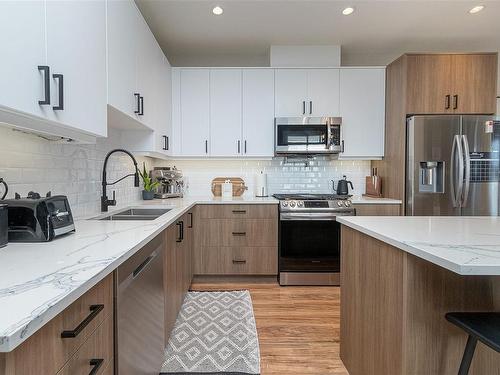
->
[337,216,500,276]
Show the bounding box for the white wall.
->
[0,127,152,218]
[270,45,341,67]
[153,157,370,197]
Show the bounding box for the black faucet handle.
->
[109,191,117,206]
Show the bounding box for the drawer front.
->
[197,204,278,219]
[198,219,277,247]
[353,204,401,216]
[5,274,113,375]
[199,246,278,275]
[56,316,113,375]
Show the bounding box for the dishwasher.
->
[115,234,165,375]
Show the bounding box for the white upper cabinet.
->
[275,68,340,117]
[180,69,210,156]
[307,69,340,116]
[210,70,242,157]
[45,0,107,137]
[107,0,140,119]
[339,68,385,159]
[242,69,275,157]
[0,1,46,118]
[0,0,106,141]
[275,69,308,116]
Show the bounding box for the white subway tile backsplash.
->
[0,127,150,218]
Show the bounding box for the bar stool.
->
[445,312,500,375]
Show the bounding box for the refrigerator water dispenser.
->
[419,161,444,193]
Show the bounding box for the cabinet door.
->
[0,1,46,118]
[406,54,453,115]
[242,69,275,157]
[164,226,178,341]
[451,54,497,114]
[154,55,173,155]
[180,69,210,156]
[135,17,159,129]
[46,0,107,137]
[107,0,140,119]
[210,69,242,156]
[307,69,340,116]
[340,68,385,159]
[275,69,307,116]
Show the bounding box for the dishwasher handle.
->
[132,251,158,279]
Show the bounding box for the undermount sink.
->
[94,208,172,221]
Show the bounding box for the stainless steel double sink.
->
[94,208,172,221]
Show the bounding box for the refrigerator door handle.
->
[461,135,471,207]
[450,135,464,208]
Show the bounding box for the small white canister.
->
[221,180,233,198]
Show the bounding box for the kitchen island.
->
[337,216,500,375]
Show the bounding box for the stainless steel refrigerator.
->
[406,115,500,216]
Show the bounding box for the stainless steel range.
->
[273,193,356,286]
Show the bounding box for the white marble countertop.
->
[350,196,402,205]
[0,195,278,352]
[338,216,500,276]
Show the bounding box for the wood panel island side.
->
[338,216,500,375]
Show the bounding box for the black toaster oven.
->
[5,193,75,242]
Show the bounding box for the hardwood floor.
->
[190,281,349,375]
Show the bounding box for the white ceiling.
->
[135,0,500,67]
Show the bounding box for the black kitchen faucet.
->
[101,149,140,212]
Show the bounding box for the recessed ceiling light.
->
[212,6,223,15]
[342,7,355,15]
[469,5,484,14]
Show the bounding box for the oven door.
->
[279,217,341,273]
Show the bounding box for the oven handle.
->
[280,212,354,221]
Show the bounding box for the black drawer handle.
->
[231,210,246,214]
[89,358,104,375]
[453,94,458,110]
[233,260,247,264]
[139,96,144,115]
[176,221,184,242]
[188,212,193,228]
[61,304,104,338]
[163,135,169,151]
[445,95,451,109]
[232,232,246,236]
[52,74,64,110]
[38,65,50,105]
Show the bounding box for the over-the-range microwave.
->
[274,117,342,155]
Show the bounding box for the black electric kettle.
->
[333,175,353,196]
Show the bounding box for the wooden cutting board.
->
[211,177,247,197]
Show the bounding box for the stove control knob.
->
[345,201,351,207]
[289,201,296,208]
[282,201,288,207]
[297,201,304,207]
[337,201,342,207]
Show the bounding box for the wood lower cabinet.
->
[164,210,194,341]
[0,275,113,375]
[194,204,278,276]
[353,204,401,216]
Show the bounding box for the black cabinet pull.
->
[341,140,345,153]
[180,220,184,241]
[205,140,208,154]
[302,101,306,115]
[232,232,246,236]
[134,93,140,114]
[237,140,241,154]
[52,74,64,110]
[176,221,182,242]
[61,304,104,338]
[89,359,104,375]
[232,260,247,264]
[188,212,193,228]
[244,140,247,154]
[453,95,458,110]
[309,101,313,114]
[445,95,451,109]
[139,96,144,115]
[231,210,246,214]
[38,66,50,105]
[163,135,169,151]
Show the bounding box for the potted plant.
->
[138,162,159,200]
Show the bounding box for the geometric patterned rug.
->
[160,291,260,374]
